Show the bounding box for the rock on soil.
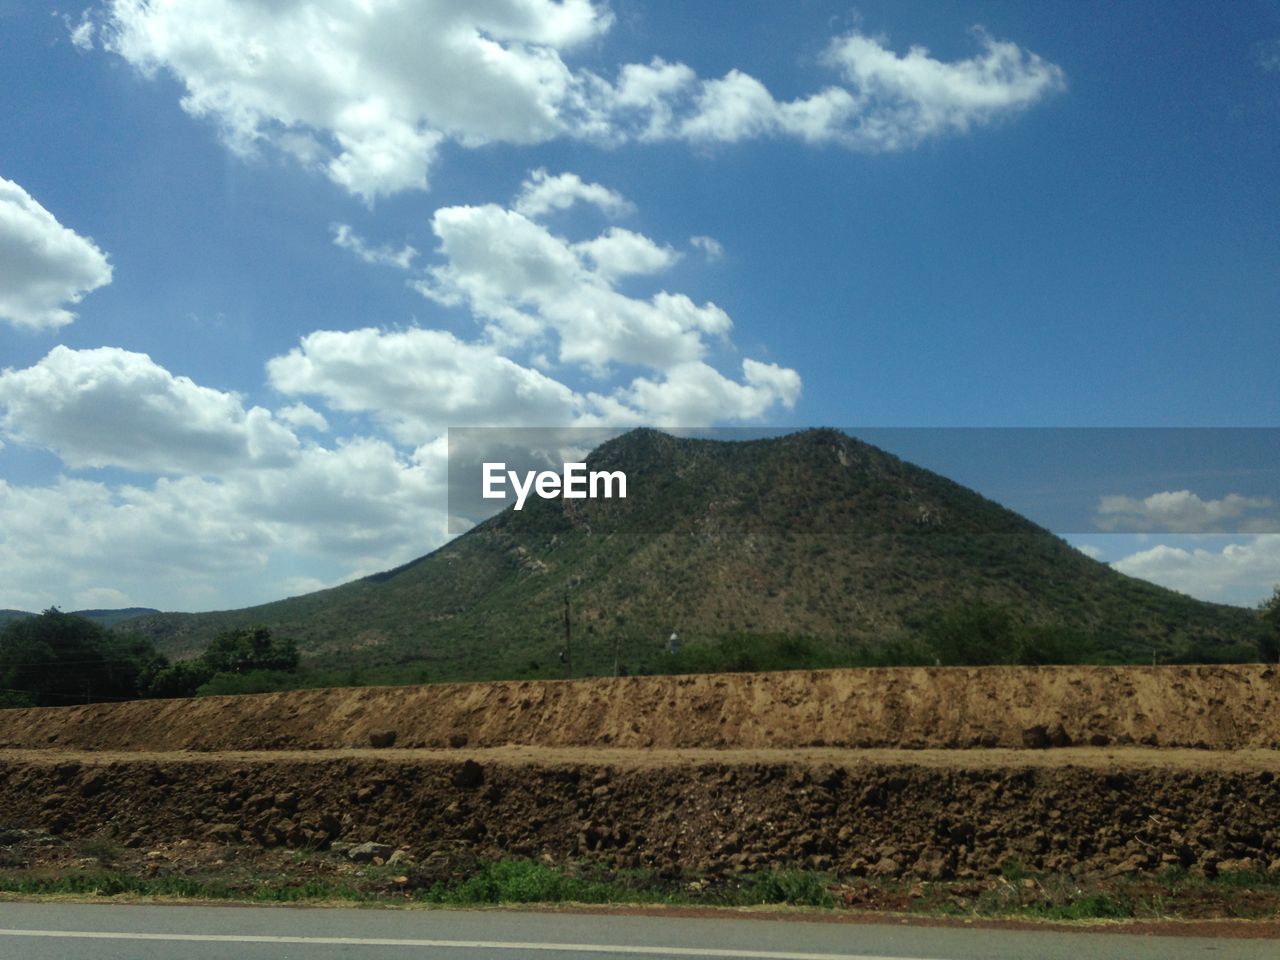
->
[0,754,1276,882]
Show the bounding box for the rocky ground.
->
[0,747,1276,882]
[0,666,1277,918]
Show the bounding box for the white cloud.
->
[103,0,613,200]
[689,235,724,260]
[101,3,1064,199]
[574,227,679,281]
[0,346,299,473]
[513,168,634,219]
[268,173,799,444]
[615,28,1064,149]
[592,359,802,426]
[1112,536,1280,606]
[0,474,272,611]
[817,29,1066,149]
[415,202,731,372]
[331,224,417,269]
[64,10,97,51]
[0,439,450,611]
[276,402,329,433]
[267,327,582,445]
[1097,490,1277,533]
[0,175,112,330]
[1075,543,1105,560]
[678,70,786,143]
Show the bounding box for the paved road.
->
[0,902,1274,960]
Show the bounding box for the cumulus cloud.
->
[330,224,417,269]
[512,168,634,219]
[0,350,450,609]
[0,346,299,473]
[268,327,582,445]
[103,0,612,200]
[1097,490,1277,533]
[276,402,329,433]
[269,172,798,441]
[1112,536,1280,606]
[590,359,802,426]
[657,30,1067,148]
[0,442,449,611]
[0,176,112,330]
[814,29,1066,149]
[414,193,732,372]
[0,474,272,611]
[574,228,680,281]
[101,2,1064,199]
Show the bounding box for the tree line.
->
[2,588,1277,707]
[0,609,299,707]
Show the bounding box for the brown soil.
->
[1,664,1277,752]
[0,665,1277,916]
[0,748,1277,881]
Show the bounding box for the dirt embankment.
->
[2,665,1278,884]
[1,751,1276,881]
[1,665,1277,752]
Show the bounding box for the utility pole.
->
[563,588,572,679]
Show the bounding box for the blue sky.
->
[0,0,1277,612]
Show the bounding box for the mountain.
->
[1,608,160,628]
[121,429,1257,676]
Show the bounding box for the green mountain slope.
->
[123,429,1258,675]
[1,608,160,628]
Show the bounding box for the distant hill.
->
[0,608,160,628]
[120,428,1258,677]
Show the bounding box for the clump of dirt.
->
[0,751,1277,882]
[0,665,1276,753]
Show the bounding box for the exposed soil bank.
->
[1,751,1277,881]
[1,665,1277,752]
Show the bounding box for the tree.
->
[147,659,215,699]
[203,626,299,675]
[924,601,1017,666]
[147,626,299,699]
[1260,586,1280,663]
[0,609,167,706]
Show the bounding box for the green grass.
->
[744,869,834,907]
[0,871,373,903]
[2,860,1276,920]
[415,860,670,906]
[0,863,838,910]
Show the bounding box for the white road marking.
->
[0,928,941,960]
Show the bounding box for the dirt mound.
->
[0,665,1276,753]
[2,749,1277,881]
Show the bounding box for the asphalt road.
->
[0,902,1274,960]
